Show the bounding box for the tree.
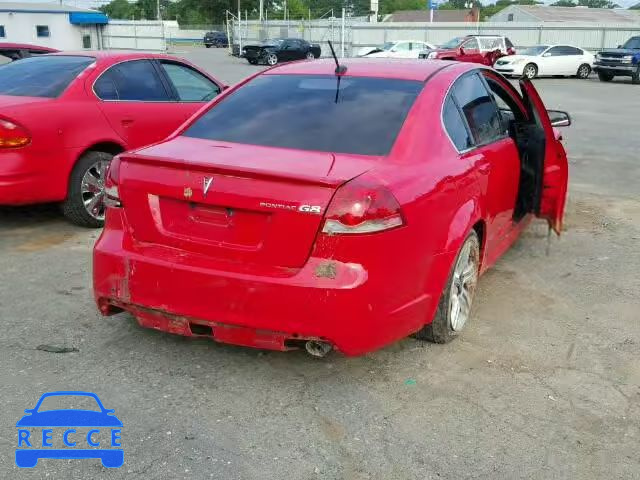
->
[379,0,428,15]
[100,0,136,19]
[550,0,619,6]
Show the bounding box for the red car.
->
[0,43,59,61]
[93,59,569,356]
[420,35,516,66]
[0,51,224,226]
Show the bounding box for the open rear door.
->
[519,79,568,235]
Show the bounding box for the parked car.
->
[420,35,515,66]
[94,58,569,357]
[357,40,437,59]
[593,36,640,83]
[494,44,594,79]
[0,43,58,62]
[203,31,228,48]
[243,38,321,65]
[0,52,225,227]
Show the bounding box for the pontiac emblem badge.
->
[183,187,193,199]
[203,177,213,198]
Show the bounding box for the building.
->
[384,9,480,23]
[0,2,108,51]
[488,5,640,24]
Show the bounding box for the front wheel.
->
[415,231,480,343]
[523,63,538,79]
[598,71,614,82]
[305,51,315,60]
[62,151,113,228]
[576,64,591,79]
[266,53,278,66]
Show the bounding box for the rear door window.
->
[0,55,93,97]
[443,96,472,151]
[451,72,503,145]
[184,75,423,156]
[100,60,170,101]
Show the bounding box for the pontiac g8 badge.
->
[203,177,213,198]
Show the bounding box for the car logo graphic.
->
[15,391,123,468]
[203,177,213,198]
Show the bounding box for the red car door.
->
[520,79,569,235]
[93,59,208,150]
[458,38,484,64]
[448,73,521,250]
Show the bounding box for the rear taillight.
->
[104,156,121,208]
[0,118,30,148]
[322,177,405,235]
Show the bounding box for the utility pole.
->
[341,7,345,58]
[259,0,263,21]
[238,0,242,53]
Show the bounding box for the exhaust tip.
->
[305,340,333,358]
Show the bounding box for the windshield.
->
[382,42,394,51]
[622,37,640,49]
[262,39,284,46]
[520,46,549,56]
[440,37,465,49]
[184,74,423,156]
[0,55,93,97]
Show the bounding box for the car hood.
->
[365,50,390,58]
[599,48,640,55]
[16,410,123,427]
[496,54,532,63]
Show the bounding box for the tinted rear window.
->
[0,55,93,98]
[184,74,423,156]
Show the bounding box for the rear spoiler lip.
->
[118,152,369,189]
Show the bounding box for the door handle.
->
[121,119,134,128]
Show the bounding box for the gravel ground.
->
[0,48,638,480]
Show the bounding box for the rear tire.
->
[576,63,591,79]
[632,65,640,84]
[598,71,614,82]
[205,44,211,48]
[62,151,113,228]
[415,231,480,343]
[523,63,538,79]
[306,51,315,60]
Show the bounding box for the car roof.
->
[46,50,186,63]
[265,58,465,81]
[0,42,58,52]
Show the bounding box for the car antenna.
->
[327,40,347,75]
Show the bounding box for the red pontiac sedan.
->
[0,52,224,227]
[93,59,569,356]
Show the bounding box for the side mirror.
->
[618,44,622,48]
[543,52,551,57]
[24,409,34,414]
[222,85,229,90]
[548,110,571,127]
[459,47,465,55]
[390,48,397,52]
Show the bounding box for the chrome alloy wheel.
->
[449,238,479,332]
[267,53,278,66]
[80,158,110,221]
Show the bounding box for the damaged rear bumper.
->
[93,226,441,356]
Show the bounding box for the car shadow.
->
[0,204,87,253]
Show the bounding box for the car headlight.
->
[427,51,438,59]
[595,53,601,61]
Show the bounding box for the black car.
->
[594,36,640,83]
[204,31,228,48]
[243,38,321,66]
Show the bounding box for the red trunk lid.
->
[117,136,377,268]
